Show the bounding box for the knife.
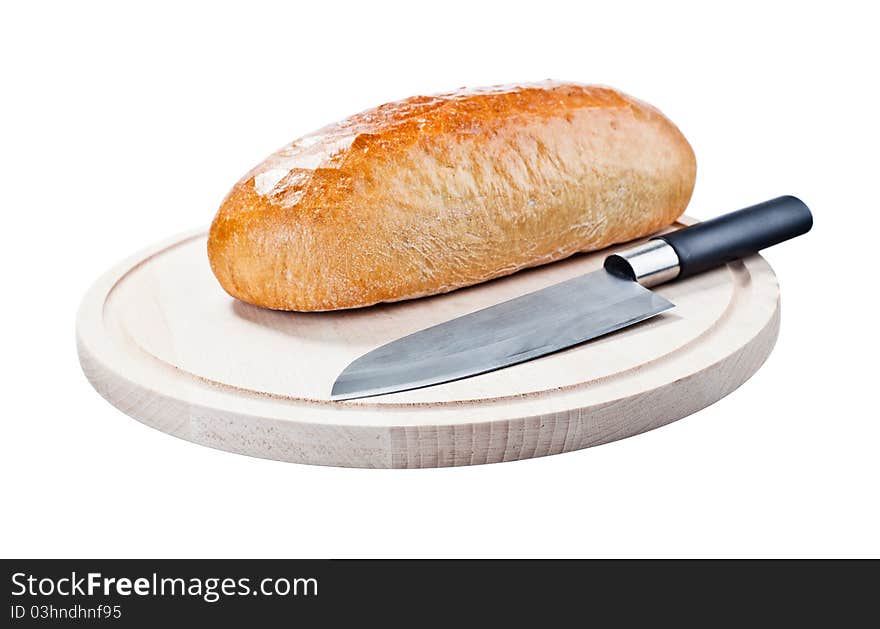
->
[331,196,813,400]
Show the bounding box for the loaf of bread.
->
[208,81,696,311]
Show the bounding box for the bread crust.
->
[208,81,696,311]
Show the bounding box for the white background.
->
[2,1,877,558]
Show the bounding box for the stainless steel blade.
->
[331,270,674,400]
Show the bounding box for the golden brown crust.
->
[208,81,696,310]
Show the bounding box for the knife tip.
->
[329,393,357,402]
[329,384,356,402]
[330,377,374,401]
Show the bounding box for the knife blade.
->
[331,269,673,400]
[331,196,812,400]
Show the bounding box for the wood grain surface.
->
[77,218,780,468]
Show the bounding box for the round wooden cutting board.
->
[77,218,780,468]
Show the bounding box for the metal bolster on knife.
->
[604,239,681,288]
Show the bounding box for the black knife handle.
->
[657,195,813,279]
